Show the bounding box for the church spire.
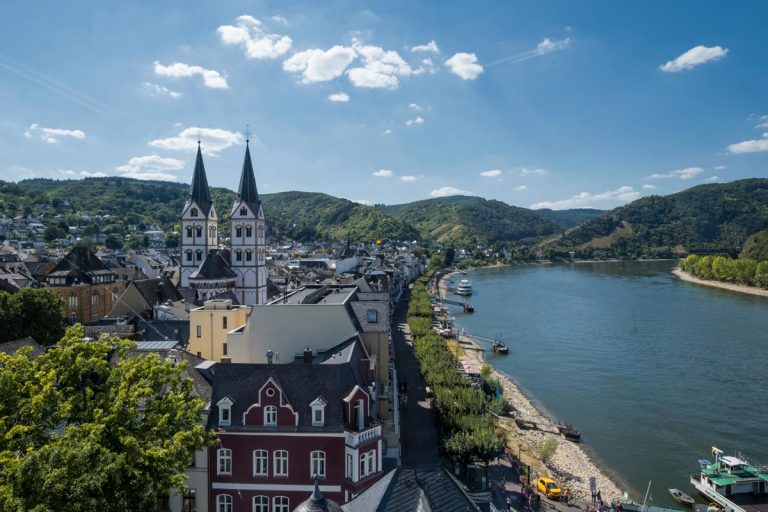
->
[190,142,213,216]
[237,140,261,214]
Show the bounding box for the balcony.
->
[345,424,381,448]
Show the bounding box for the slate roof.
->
[234,142,261,216]
[190,249,237,281]
[48,246,115,282]
[134,277,183,306]
[204,344,370,432]
[0,337,46,358]
[342,466,481,512]
[188,144,213,217]
[349,300,389,333]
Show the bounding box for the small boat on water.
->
[689,449,768,512]
[456,279,473,296]
[557,422,581,442]
[491,340,508,354]
[668,489,695,507]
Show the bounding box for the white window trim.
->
[216,494,232,512]
[253,449,268,477]
[273,496,289,512]
[217,448,232,476]
[310,450,326,478]
[217,397,233,427]
[273,450,288,477]
[264,405,277,426]
[310,397,326,427]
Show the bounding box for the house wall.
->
[52,281,126,325]
[188,301,250,361]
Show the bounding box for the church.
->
[179,140,268,306]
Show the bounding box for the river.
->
[446,261,768,506]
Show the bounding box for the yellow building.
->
[188,299,250,361]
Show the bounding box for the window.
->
[311,451,326,478]
[216,495,232,512]
[91,293,99,307]
[223,316,228,329]
[186,227,193,238]
[236,250,242,262]
[236,227,242,237]
[186,250,193,262]
[246,227,252,237]
[219,400,231,426]
[253,450,268,476]
[182,488,197,512]
[313,407,324,426]
[68,294,78,309]
[246,250,253,262]
[273,450,288,477]
[367,309,378,323]
[217,448,232,475]
[274,496,289,512]
[196,227,202,237]
[355,399,365,430]
[191,208,198,217]
[196,325,201,338]
[253,496,268,512]
[258,251,264,263]
[222,343,228,356]
[360,449,376,477]
[346,454,353,479]
[196,250,202,262]
[264,405,277,426]
[240,207,248,216]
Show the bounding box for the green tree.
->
[104,235,122,250]
[44,225,66,242]
[538,438,559,463]
[0,289,64,344]
[0,325,215,512]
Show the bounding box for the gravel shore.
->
[672,268,768,298]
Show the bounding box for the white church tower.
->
[230,140,267,305]
[180,143,218,288]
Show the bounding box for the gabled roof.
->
[234,141,261,215]
[48,246,114,281]
[133,277,183,306]
[190,250,237,281]
[0,337,46,358]
[189,144,213,217]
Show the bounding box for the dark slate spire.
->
[237,140,261,214]
[190,143,213,216]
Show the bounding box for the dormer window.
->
[310,397,327,427]
[218,398,233,427]
[191,208,198,217]
[367,309,378,323]
[240,207,247,216]
[264,405,277,426]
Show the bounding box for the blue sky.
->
[1,1,767,210]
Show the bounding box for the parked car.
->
[537,477,562,499]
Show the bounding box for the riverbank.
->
[672,268,768,298]
[436,271,623,500]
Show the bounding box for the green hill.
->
[534,208,607,229]
[543,179,768,257]
[378,195,560,246]
[740,229,768,261]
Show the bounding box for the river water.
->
[447,261,768,506]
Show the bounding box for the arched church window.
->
[246,250,253,262]
[191,208,198,217]
[246,227,253,237]
[240,207,247,216]
[186,250,192,262]
[236,227,242,238]
[186,227,193,238]
[259,251,264,263]
[236,250,242,262]
[196,250,202,262]
[196,227,202,237]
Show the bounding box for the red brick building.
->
[200,337,384,512]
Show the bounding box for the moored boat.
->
[491,340,508,354]
[456,279,473,296]
[689,448,768,512]
[557,421,581,442]
[669,488,695,507]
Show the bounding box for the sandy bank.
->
[672,268,768,299]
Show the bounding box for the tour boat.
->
[456,279,473,296]
[668,488,695,507]
[689,449,768,512]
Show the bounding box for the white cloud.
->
[515,185,527,191]
[430,186,475,198]
[347,43,413,89]
[409,103,423,111]
[642,184,658,190]
[414,58,439,75]
[649,167,704,180]
[153,61,228,89]
[704,176,719,182]
[373,169,393,177]
[271,15,288,25]
[659,45,728,73]
[58,169,108,178]
[728,133,768,154]
[353,199,373,206]
[532,186,640,210]
[149,127,243,155]
[520,167,549,176]
[487,37,571,67]
[405,116,424,126]
[328,92,350,102]
[24,123,86,144]
[142,82,181,98]
[382,129,393,135]
[714,165,727,170]
[756,116,768,129]
[400,175,418,182]
[283,45,357,83]
[411,40,439,54]
[445,52,483,80]
[115,154,185,181]
[218,15,292,60]
[480,169,502,177]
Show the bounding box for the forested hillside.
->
[534,208,607,229]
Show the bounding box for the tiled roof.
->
[190,250,237,281]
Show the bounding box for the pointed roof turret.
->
[236,140,261,215]
[190,143,213,216]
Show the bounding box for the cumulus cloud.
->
[520,167,549,176]
[444,52,483,80]
[648,167,704,180]
[153,61,228,89]
[218,15,292,60]
[24,123,86,144]
[59,169,107,178]
[283,45,357,83]
[328,92,350,102]
[756,116,768,129]
[642,184,658,190]
[659,45,728,72]
[347,43,413,89]
[271,15,288,25]
[532,186,640,210]
[405,116,424,126]
[487,37,571,67]
[480,169,502,177]
[409,103,423,111]
[414,57,438,75]
[142,82,181,98]
[411,40,439,53]
[430,186,475,198]
[372,169,393,177]
[400,175,418,182]
[728,133,768,154]
[115,154,186,181]
[149,127,243,155]
[704,176,720,182]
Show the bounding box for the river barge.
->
[689,451,768,512]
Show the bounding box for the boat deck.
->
[726,494,768,512]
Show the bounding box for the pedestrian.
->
[597,490,602,503]
[592,490,597,503]
[507,494,513,511]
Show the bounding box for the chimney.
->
[303,347,313,364]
